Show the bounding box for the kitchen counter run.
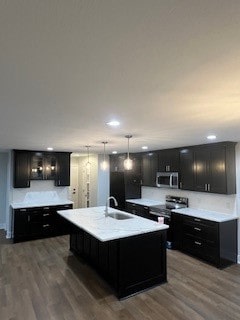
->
[57,206,168,242]
[11,200,73,209]
[126,198,164,206]
[173,207,238,222]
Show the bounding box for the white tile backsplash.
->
[12,180,70,204]
[142,186,237,215]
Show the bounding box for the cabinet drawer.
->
[183,234,219,264]
[183,223,218,243]
[183,216,217,228]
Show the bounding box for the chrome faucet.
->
[105,196,118,217]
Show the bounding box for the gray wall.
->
[0,152,9,228]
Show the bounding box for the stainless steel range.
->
[149,195,188,249]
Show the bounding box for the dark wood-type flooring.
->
[1,232,240,320]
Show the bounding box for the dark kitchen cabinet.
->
[55,152,71,186]
[194,142,236,194]
[158,148,179,172]
[70,227,167,299]
[141,151,158,187]
[126,202,152,220]
[179,147,195,190]
[31,152,57,180]
[13,203,73,242]
[171,212,237,268]
[110,154,142,210]
[13,150,71,188]
[110,154,126,172]
[13,150,31,188]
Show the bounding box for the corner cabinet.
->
[13,150,71,188]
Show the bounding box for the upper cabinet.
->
[13,150,71,188]
[179,147,195,191]
[141,151,158,187]
[158,148,179,172]
[55,152,71,186]
[13,150,31,188]
[194,142,236,194]
[31,152,56,180]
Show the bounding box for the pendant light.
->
[85,145,91,169]
[100,141,108,170]
[124,135,133,170]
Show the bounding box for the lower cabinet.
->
[126,202,155,221]
[172,212,237,268]
[13,204,73,242]
[70,226,167,299]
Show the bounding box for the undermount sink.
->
[107,212,133,220]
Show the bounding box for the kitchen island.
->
[57,206,168,299]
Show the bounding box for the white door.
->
[70,165,79,209]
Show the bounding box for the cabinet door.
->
[13,209,29,241]
[179,147,195,190]
[13,150,31,188]
[31,152,44,180]
[110,154,125,172]
[171,212,183,250]
[55,153,71,186]
[209,145,227,194]
[44,153,57,180]
[194,146,209,192]
[28,208,43,237]
[158,149,179,172]
[142,152,158,187]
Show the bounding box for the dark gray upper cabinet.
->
[31,152,57,180]
[13,150,71,188]
[13,150,31,188]
[141,151,158,187]
[158,148,180,172]
[179,147,195,191]
[55,152,71,186]
[194,142,236,194]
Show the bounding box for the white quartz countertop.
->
[172,208,238,222]
[11,200,73,209]
[57,206,169,242]
[126,198,164,207]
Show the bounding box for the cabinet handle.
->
[194,241,202,246]
[43,213,50,217]
[208,184,211,192]
[43,207,49,210]
[143,206,148,210]
[28,215,30,222]
[194,227,201,231]
[58,180,60,185]
[194,218,201,222]
[20,209,27,212]
[27,180,30,187]
[132,204,136,207]
[43,224,50,228]
[180,182,183,189]
[204,184,207,191]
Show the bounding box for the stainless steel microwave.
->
[156,172,179,189]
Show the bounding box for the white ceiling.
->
[1,0,240,154]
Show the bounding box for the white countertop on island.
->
[126,198,164,207]
[57,206,169,242]
[172,207,238,222]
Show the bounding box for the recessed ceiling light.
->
[142,146,148,150]
[47,147,53,151]
[112,151,118,154]
[107,120,120,127]
[207,135,216,140]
